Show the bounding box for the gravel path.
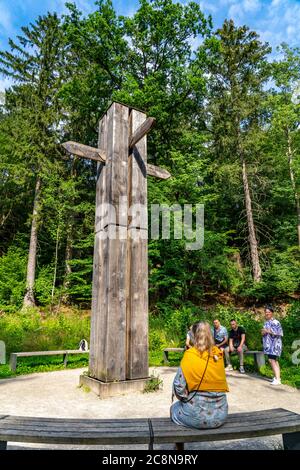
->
[0,367,299,450]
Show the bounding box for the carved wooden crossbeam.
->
[62,141,171,180]
[62,141,106,163]
[129,117,156,149]
[62,117,171,180]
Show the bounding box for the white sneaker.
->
[239,366,245,374]
[270,378,281,385]
[225,365,233,371]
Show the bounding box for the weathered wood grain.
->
[126,229,148,379]
[146,163,171,179]
[126,108,149,380]
[89,104,129,382]
[129,117,156,149]
[89,114,107,379]
[62,141,106,162]
[9,350,89,372]
[163,348,184,364]
[10,350,88,357]
[90,225,127,382]
[105,102,129,226]
[63,141,171,180]
[0,409,299,449]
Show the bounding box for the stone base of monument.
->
[79,374,150,398]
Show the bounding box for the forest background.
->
[0,0,299,385]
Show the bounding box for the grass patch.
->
[0,302,299,388]
[143,372,163,393]
[0,354,89,379]
[0,364,15,379]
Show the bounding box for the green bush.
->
[0,308,90,355]
[149,330,166,351]
[281,302,300,361]
[35,266,55,305]
[0,364,14,379]
[0,247,26,310]
[164,305,201,345]
[0,354,89,379]
[161,304,262,350]
[207,304,263,350]
[143,372,163,393]
[241,248,300,300]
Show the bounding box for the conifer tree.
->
[0,13,66,307]
[202,20,271,282]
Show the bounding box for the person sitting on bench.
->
[170,322,229,429]
[185,322,198,350]
[212,319,228,350]
[224,319,248,374]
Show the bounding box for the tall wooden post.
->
[81,103,149,396]
[126,109,149,380]
[89,103,129,384]
[63,101,170,397]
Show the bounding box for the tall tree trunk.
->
[23,176,41,307]
[62,160,77,304]
[286,128,300,247]
[241,158,262,282]
[51,225,60,304]
[62,222,73,303]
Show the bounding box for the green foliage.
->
[151,303,264,350]
[0,354,89,379]
[143,372,163,393]
[149,302,300,387]
[34,266,55,306]
[149,330,167,351]
[0,308,90,354]
[281,302,300,359]
[0,303,298,389]
[164,306,199,345]
[259,360,300,388]
[1,2,300,316]
[208,305,263,350]
[0,247,26,310]
[241,248,300,300]
[0,365,14,379]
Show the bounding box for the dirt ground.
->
[0,366,299,450]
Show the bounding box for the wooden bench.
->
[9,350,89,373]
[0,408,299,450]
[244,350,265,369]
[163,348,184,364]
[163,348,266,370]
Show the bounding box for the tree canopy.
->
[0,0,300,312]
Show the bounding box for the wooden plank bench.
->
[9,350,89,373]
[244,350,265,369]
[0,408,299,450]
[163,348,266,370]
[163,348,184,364]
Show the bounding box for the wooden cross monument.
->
[62,102,170,397]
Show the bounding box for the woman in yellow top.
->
[170,322,229,429]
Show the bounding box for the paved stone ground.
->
[0,367,299,450]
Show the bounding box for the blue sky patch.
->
[0,0,299,91]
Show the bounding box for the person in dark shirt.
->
[224,319,247,374]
